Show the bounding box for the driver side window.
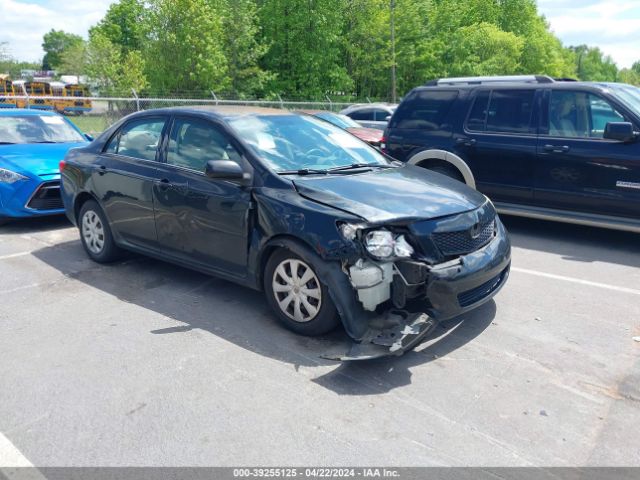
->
[548,91,625,139]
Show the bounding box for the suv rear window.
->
[392,90,458,130]
[466,89,535,134]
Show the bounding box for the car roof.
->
[0,108,59,117]
[132,105,294,120]
[417,79,618,92]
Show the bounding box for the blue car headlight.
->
[0,168,28,184]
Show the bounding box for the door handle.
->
[456,138,476,147]
[158,178,171,191]
[544,144,570,153]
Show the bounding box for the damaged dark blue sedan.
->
[60,106,511,360]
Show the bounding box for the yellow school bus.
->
[53,83,92,114]
[14,81,55,110]
[0,77,17,108]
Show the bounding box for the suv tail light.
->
[380,132,388,154]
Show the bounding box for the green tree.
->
[58,41,88,76]
[144,0,228,94]
[42,29,84,70]
[259,0,352,98]
[85,32,123,92]
[90,0,147,53]
[448,22,524,76]
[219,0,272,97]
[571,45,618,81]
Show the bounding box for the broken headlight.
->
[365,230,414,260]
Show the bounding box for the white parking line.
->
[512,267,640,296]
[0,252,32,261]
[0,432,47,480]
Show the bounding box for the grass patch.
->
[68,115,110,136]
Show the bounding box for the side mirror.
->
[385,115,392,122]
[604,122,636,143]
[205,160,246,181]
[84,133,94,142]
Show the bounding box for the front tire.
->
[264,249,339,336]
[78,200,122,263]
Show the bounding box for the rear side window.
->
[348,109,374,121]
[105,118,166,161]
[467,89,535,134]
[392,90,458,130]
[466,91,490,131]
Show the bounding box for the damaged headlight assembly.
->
[338,223,416,312]
[340,223,415,260]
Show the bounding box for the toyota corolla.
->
[60,106,511,360]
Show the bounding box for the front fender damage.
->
[264,238,438,361]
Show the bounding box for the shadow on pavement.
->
[0,215,71,235]
[32,239,496,394]
[501,215,640,268]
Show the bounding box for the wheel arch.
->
[257,235,320,291]
[407,149,476,189]
[73,191,100,222]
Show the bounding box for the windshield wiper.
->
[0,142,16,145]
[33,141,58,144]
[278,168,328,176]
[326,163,395,173]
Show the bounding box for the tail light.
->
[380,135,387,154]
[59,160,66,172]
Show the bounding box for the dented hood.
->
[292,165,487,223]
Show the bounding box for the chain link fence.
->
[0,92,370,136]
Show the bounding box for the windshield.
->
[608,84,640,118]
[314,112,361,129]
[228,114,391,173]
[0,115,85,144]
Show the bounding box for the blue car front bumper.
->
[0,176,65,219]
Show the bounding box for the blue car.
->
[0,109,88,224]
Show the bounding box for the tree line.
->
[5,0,640,100]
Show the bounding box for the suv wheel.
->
[264,249,339,336]
[424,163,465,183]
[78,200,122,263]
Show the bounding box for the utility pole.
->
[390,0,397,103]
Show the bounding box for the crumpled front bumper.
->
[321,311,438,361]
[322,217,511,361]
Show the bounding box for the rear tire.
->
[264,249,339,336]
[424,163,465,183]
[78,200,122,263]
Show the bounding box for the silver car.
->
[340,103,397,131]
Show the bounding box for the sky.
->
[1,0,639,69]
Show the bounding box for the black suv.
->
[384,75,640,233]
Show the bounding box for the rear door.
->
[93,116,168,247]
[535,89,640,218]
[459,88,540,204]
[153,116,252,277]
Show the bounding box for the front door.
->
[93,116,167,247]
[153,116,252,277]
[460,88,539,204]
[535,89,640,218]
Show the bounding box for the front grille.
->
[457,268,507,308]
[26,181,63,211]
[432,220,496,256]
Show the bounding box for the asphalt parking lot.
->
[0,215,638,467]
